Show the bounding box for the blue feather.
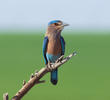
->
[60,36,65,55]
[42,36,48,64]
[48,20,60,26]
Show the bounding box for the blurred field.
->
[0,32,110,100]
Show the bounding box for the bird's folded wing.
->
[43,36,48,64]
[60,36,65,55]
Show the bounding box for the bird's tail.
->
[51,68,58,85]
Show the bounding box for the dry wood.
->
[3,52,76,100]
[3,93,8,100]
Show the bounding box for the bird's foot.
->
[47,61,54,71]
[56,55,64,63]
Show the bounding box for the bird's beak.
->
[62,23,69,27]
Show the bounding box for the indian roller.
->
[43,20,69,85]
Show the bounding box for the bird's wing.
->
[60,36,65,55]
[43,36,48,64]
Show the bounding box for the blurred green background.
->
[0,32,110,100]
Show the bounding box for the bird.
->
[43,20,69,85]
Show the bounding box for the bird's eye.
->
[54,23,59,26]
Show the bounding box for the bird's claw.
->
[56,55,64,63]
[47,61,54,71]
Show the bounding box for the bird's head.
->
[46,20,69,37]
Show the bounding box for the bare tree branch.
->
[3,52,76,100]
[3,93,9,100]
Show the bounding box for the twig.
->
[4,52,76,100]
[3,93,9,100]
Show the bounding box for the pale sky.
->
[0,0,110,30]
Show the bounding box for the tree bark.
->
[3,93,8,100]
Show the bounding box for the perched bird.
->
[43,20,69,85]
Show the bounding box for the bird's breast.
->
[47,38,61,55]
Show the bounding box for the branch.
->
[3,52,77,100]
[3,93,9,100]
